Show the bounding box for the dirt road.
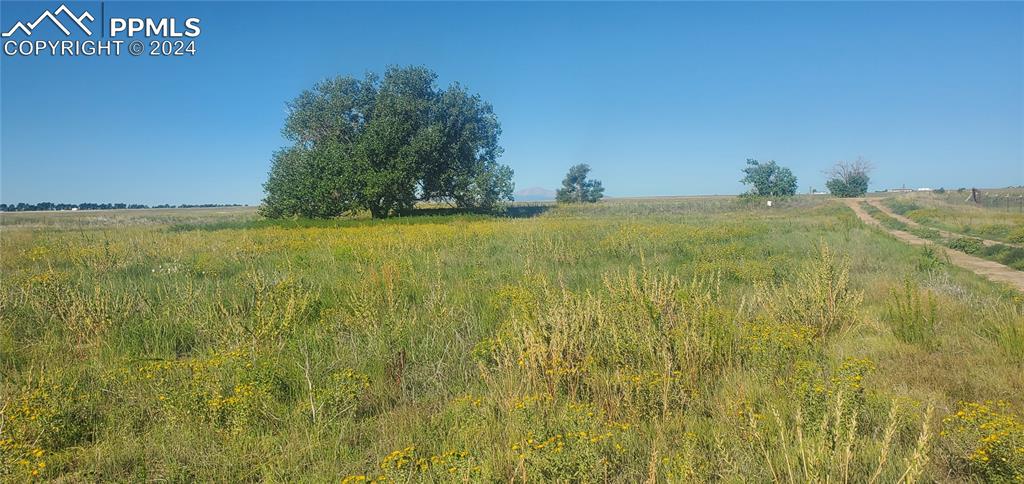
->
[844,199,1024,291]
[864,198,1024,249]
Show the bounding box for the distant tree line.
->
[0,203,246,212]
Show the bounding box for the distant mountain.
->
[515,187,556,201]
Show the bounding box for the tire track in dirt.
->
[865,198,1024,249]
[843,199,1024,292]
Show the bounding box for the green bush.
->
[885,280,938,349]
[758,245,863,338]
[883,199,921,216]
[941,401,1024,482]
[915,245,946,272]
[947,237,983,255]
[978,244,1024,271]
[910,227,941,240]
[1008,227,1024,244]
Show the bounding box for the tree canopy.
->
[740,159,798,197]
[825,158,872,198]
[556,164,605,203]
[261,66,514,218]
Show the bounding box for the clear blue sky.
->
[2,1,1022,205]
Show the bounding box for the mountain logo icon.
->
[2,4,95,37]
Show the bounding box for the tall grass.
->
[886,280,938,350]
[1,199,1022,481]
[881,194,1024,245]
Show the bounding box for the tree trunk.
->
[368,201,386,219]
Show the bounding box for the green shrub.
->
[941,401,1024,482]
[947,237,983,255]
[509,402,631,481]
[884,199,921,216]
[978,244,1024,271]
[315,368,371,423]
[916,245,946,272]
[1008,227,1024,244]
[885,280,938,349]
[905,208,941,225]
[1,370,100,480]
[759,244,863,338]
[125,349,280,435]
[910,227,941,240]
[741,321,816,378]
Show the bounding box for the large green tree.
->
[740,159,798,197]
[556,163,604,203]
[261,66,514,218]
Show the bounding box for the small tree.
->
[825,158,872,198]
[556,164,604,203]
[740,159,797,196]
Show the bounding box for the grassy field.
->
[874,196,1024,271]
[881,193,1024,245]
[916,188,1024,216]
[2,198,1023,482]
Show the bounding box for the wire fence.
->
[941,190,1024,212]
